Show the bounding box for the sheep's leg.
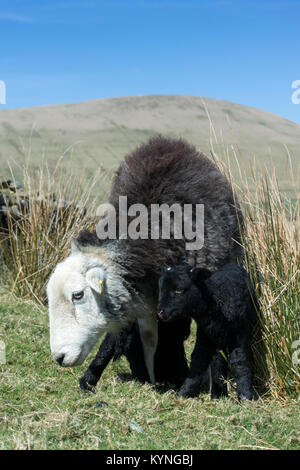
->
[178,329,214,398]
[124,324,151,383]
[79,333,117,392]
[210,351,228,399]
[137,315,158,384]
[229,337,257,400]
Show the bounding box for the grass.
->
[210,143,300,399]
[0,160,108,304]
[241,174,300,398]
[0,291,299,450]
[0,134,299,449]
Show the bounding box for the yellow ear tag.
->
[98,280,103,295]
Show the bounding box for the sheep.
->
[80,317,191,392]
[157,263,259,400]
[47,135,243,385]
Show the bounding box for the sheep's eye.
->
[72,291,84,302]
[175,290,183,295]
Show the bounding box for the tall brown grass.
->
[0,161,108,304]
[211,146,299,399]
[242,174,299,398]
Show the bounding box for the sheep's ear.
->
[86,267,105,295]
[190,267,211,284]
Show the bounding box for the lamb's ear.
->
[86,267,105,295]
[189,267,211,284]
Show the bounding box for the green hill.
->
[0,95,299,190]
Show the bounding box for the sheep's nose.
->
[56,354,65,366]
[158,310,164,319]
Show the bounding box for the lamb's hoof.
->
[211,389,228,400]
[178,391,191,399]
[79,373,97,394]
[238,389,259,401]
[177,387,198,399]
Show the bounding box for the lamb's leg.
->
[229,337,257,400]
[154,318,191,388]
[137,315,158,384]
[178,329,214,398]
[210,351,228,399]
[79,333,117,392]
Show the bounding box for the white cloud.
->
[0,12,35,23]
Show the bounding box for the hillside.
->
[0,95,299,190]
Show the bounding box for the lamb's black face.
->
[158,265,200,322]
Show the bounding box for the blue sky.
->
[0,0,299,122]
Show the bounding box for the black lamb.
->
[158,263,259,400]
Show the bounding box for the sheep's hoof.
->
[79,374,97,394]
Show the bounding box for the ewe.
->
[47,136,243,386]
[158,263,259,400]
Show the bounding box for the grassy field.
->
[0,291,299,451]
[0,105,299,449]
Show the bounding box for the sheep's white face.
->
[47,252,111,367]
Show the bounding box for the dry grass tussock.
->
[0,159,108,304]
[211,144,299,398]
